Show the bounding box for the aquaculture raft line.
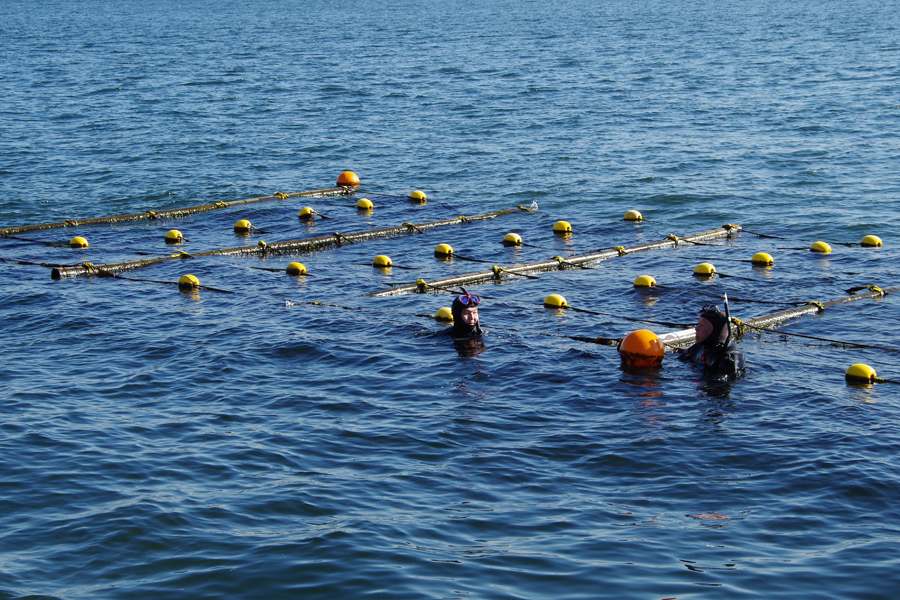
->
[0,187,354,237]
[50,208,526,279]
[657,286,899,347]
[365,225,741,297]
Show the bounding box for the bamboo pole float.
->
[1,187,353,237]
[366,225,741,297]
[50,207,525,279]
[657,286,899,347]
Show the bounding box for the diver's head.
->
[696,304,729,347]
[451,290,481,336]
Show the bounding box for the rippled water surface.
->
[2,0,900,598]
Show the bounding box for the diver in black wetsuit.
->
[678,303,745,375]
[450,290,482,338]
[449,289,485,357]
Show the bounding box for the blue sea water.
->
[1,0,900,598]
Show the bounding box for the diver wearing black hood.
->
[678,304,745,375]
[450,289,483,338]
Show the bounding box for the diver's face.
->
[695,316,713,343]
[460,306,479,326]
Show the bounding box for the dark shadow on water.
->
[619,368,664,402]
[416,326,487,358]
[698,394,740,434]
[697,377,735,399]
[454,337,486,358]
[618,364,663,380]
[618,365,671,437]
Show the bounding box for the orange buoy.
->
[337,171,360,188]
[618,329,665,368]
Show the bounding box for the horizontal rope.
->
[453,253,495,264]
[740,228,788,239]
[0,256,74,268]
[0,234,68,246]
[355,191,413,199]
[0,187,353,237]
[740,321,900,354]
[96,269,236,294]
[492,265,541,280]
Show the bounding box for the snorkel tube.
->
[723,293,732,346]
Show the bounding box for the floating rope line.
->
[716,272,778,284]
[492,265,541,280]
[0,234,70,246]
[295,300,364,311]
[95,269,236,294]
[50,207,527,279]
[246,265,303,274]
[738,322,900,354]
[355,191,413,200]
[740,228,788,239]
[735,226,878,249]
[562,304,691,328]
[355,262,418,270]
[0,187,353,237]
[0,256,74,268]
[705,294,805,306]
[366,225,741,297]
[553,256,592,270]
[684,256,755,264]
[430,284,474,295]
[452,253,495,264]
[500,240,549,250]
[540,332,621,346]
[678,237,726,247]
[484,294,692,329]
